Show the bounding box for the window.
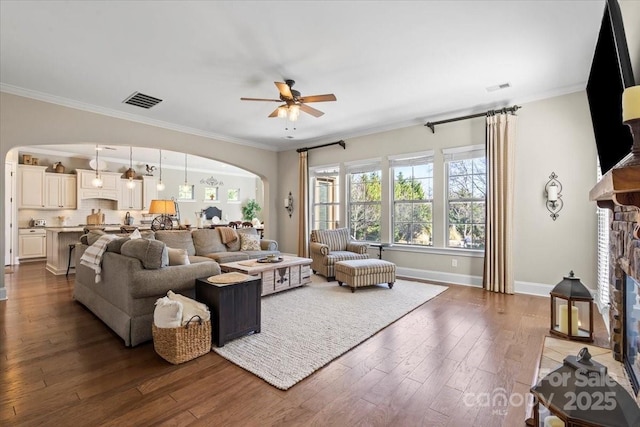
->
[178,184,194,200]
[596,163,610,310]
[204,187,218,201]
[347,161,382,242]
[310,166,340,230]
[444,145,486,249]
[227,188,240,202]
[390,152,434,246]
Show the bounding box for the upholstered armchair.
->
[309,228,369,281]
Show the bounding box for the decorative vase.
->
[54,162,65,173]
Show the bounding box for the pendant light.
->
[125,146,136,189]
[156,149,166,191]
[180,153,190,194]
[91,145,103,188]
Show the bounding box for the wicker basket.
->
[152,315,211,364]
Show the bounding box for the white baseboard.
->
[0,287,6,300]
[397,266,552,297]
[513,280,553,297]
[397,266,483,288]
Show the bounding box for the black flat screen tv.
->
[586,0,635,174]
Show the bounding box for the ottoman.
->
[335,259,396,293]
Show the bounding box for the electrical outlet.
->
[451,259,458,267]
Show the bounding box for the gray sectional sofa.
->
[73,227,278,347]
[155,227,279,263]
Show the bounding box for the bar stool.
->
[66,243,76,277]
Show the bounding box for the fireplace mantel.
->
[589,160,640,215]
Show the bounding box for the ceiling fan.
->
[241,80,336,120]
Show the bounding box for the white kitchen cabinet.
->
[118,179,143,210]
[19,228,46,259]
[18,165,47,208]
[77,169,120,201]
[142,176,158,211]
[45,173,77,209]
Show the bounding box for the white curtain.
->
[484,113,517,294]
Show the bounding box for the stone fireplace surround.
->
[608,205,640,363]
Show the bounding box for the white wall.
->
[278,91,598,294]
[0,92,279,297]
[620,0,640,84]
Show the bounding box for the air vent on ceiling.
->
[123,92,163,109]
[486,82,511,92]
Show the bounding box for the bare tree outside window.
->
[446,151,486,249]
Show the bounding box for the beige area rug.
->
[213,278,447,390]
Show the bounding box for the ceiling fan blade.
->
[268,106,281,118]
[298,94,337,103]
[275,82,293,99]
[240,97,282,102]
[299,103,324,118]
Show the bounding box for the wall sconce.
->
[284,191,294,218]
[545,172,563,221]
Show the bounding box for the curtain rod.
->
[297,140,346,153]
[424,105,521,133]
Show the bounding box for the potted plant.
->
[242,199,261,221]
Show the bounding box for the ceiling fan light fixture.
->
[288,104,300,122]
[277,106,288,118]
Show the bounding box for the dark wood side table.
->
[195,275,261,347]
[369,242,393,259]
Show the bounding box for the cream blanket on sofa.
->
[80,234,117,283]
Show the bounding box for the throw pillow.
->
[130,229,142,239]
[240,233,261,251]
[121,239,168,269]
[167,247,190,266]
[106,237,130,253]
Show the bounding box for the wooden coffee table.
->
[220,255,312,296]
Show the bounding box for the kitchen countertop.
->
[21,226,151,232]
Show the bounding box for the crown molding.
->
[0,84,278,152]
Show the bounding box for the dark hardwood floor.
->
[1,262,608,426]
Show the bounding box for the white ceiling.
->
[1,0,606,159]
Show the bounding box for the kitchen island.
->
[44,226,151,275]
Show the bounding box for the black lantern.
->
[550,271,594,342]
[530,348,640,427]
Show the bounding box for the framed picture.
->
[31,157,39,165]
[22,154,32,165]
